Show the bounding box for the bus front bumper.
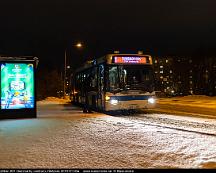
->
[105,98,156,111]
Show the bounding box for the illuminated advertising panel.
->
[113,56,147,64]
[1,63,34,109]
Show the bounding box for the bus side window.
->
[99,64,104,91]
[91,67,98,90]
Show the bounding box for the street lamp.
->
[63,42,83,99]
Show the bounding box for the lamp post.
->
[63,42,83,99]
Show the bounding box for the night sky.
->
[0,0,216,70]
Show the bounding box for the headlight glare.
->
[105,96,110,101]
[110,99,118,105]
[148,98,155,104]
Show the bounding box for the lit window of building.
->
[170,70,172,73]
[190,81,193,84]
[160,70,163,74]
[160,66,163,68]
[155,60,158,63]
[166,59,169,63]
[155,71,158,74]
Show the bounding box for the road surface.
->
[0,97,216,169]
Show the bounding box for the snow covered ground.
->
[0,97,216,169]
[155,95,216,118]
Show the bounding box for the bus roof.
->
[75,53,152,73]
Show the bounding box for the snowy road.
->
[0,98,216,169]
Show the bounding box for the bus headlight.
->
[110,99,118,105]
[148,98,155,104]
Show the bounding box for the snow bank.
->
[163,95,216,101]
[37,97,70,105]
[178,95,216,100]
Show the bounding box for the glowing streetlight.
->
[63,42,83,99]
[76,43,82,48]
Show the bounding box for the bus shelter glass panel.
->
[1,63,34,109]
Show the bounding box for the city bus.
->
[70,53,156,114]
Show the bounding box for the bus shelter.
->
[0,56,38,119]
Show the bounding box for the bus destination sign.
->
[113,56,147,64]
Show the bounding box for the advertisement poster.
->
[1,63,34,109]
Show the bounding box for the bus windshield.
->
[108,65,154,93]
